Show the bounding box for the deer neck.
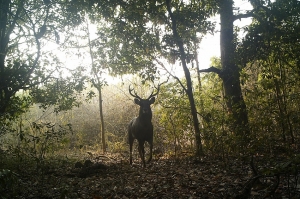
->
[138,110,152,122]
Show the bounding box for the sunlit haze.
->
[52,0,253,83]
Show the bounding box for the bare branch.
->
[233,12,254,22]
[198,66,222,75]
[5,0,25,47]
[154,58,188,94]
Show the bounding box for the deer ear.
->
[134,98,140,105]
[149,97,155,104]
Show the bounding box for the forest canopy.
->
[1,0,300,198]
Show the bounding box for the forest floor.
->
[2,151,300,199]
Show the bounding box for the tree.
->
[158,80,199,156]
[218,0,250,145]
[164,0,205,156]
[198,0,259,148]
[0,0,89,121]
[0,0,45,116]
[239,0,300,144]
[86,20,108,153]
[90,0,216,157]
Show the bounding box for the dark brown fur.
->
[128,86,159,167]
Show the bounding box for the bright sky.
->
[53,0,253,83]
[197,0,253,70]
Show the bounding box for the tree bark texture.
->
[219,0,250,143]
[166,0,203,156]
[98,86,106,153]
[0,0,11,114]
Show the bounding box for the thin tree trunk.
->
[86,20,106,153]
[273,78,286,141]
[278,61,294,143]
[166,0,203,156]
[194,42,205,130]
[194,43,203,105]
[98,85,106,152]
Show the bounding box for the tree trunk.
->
[98,86,106,153]
[86,20,106,153]
[219,0,250,144]
[166,0,203,156]
[0,0,10,114]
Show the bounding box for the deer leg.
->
[129,134,134,165]
[129,142,133,165]
[138,141,146,167]
[147,140,153,164]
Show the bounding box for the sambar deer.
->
[128,85,160,167]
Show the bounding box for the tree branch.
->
[233,12,254,22]
[198,66,222,75]
[5,0,25,48]
[154,58,188,94]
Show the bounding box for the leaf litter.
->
[9,154,300,199]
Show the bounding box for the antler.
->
[129,85,142,100]
[148,86,160,99]
[147,80,167,100]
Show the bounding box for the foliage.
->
[0,0,92,122]
[197,75,228,153]
[1,0,300,197]
[11,120,73,170]
[30,74,87,113]
[237,0,300,149]
[0,93,32,137]
[240,0,300,67]
[0,169,18,198]
[157,81,194,154]
[90,0,215,80]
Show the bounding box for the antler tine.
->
[129,85,142,99]
[148,83,161,99]
[148,79,169,99]
[148,89,158,99]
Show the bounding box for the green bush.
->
[0,169,18,198]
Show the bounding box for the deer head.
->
[129,86,159,117]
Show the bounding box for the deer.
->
[128,85,160,167]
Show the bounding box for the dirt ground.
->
[6,153,299,199]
